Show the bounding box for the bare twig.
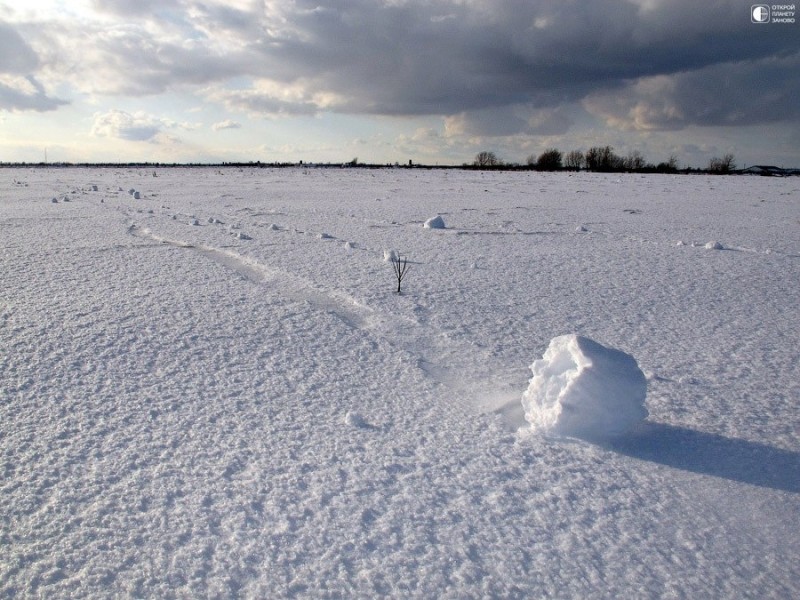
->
[392,255,410,293]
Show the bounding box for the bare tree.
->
[656,154,679,173]
[708,153,736,174]
[667,154,679,171]
[623,150,646,171]
[585,146,622,171]
[392,255,410,294]
[564,150,584,170]
[474,151,501,167]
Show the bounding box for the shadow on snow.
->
[605,422,800,494]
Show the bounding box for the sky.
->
[1,0,798,167]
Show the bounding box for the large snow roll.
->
[522,335,648,439]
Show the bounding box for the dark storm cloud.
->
[585,53,800,130]
[244,0,796,121]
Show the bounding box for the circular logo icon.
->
[752,5,770,23]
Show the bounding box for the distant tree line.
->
[472,148,739,174]
[0,151,747,174]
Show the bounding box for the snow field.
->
[1,168,799,597]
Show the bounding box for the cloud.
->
[0,22,67,112]
[90,0,183,18]
[5,0,799,140]
[91,110,161,141]
[229,0,794,118]
[0,74,68,112]
[445,105,575,138]
[212,119,242,131]
[584,53,800,130]
[0,22,39,73]
[90,109,195,142]
[208,85,322,118]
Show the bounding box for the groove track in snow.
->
[127,223,371,330]
[125,222,520,416]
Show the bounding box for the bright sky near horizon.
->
[1,1,798,166]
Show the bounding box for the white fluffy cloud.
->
[212,119,241,131]
[91,109,196,142]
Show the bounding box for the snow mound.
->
[522,335,648,440]
[705,241,723,250]
[344,411,368,427]
[424,215,446,229]
[384,249,399,262]
[576,225,588,232]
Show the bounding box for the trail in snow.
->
[125,220,509,414]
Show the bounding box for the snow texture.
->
[522,334,648,439]
[1,168,798,598]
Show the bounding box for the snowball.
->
[384,249,399,262]
[424,215,446,229]
[522,335,648,440]
[236,232,252,240]
[704,241,723,250]
[133,191,141,199]
[51,197,58,203]
[318,232,333,239]
[344,241,355,250]
[576,225,588,232]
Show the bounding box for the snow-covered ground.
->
[1,167,798,598]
